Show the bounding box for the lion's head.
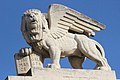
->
[21,9,48,44]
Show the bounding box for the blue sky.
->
[0,0,120,79]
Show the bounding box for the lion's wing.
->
[48,4,105,38]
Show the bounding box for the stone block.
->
[6,68,116,80]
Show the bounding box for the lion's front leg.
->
[47,46,61,69]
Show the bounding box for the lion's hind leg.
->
[83,41,111,70]
[75,35,111,70]
[68,56,85,69]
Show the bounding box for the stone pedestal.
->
[6,68,116,80]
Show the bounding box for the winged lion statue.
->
[19,4,111,70]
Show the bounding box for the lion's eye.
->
[27,14,34,18]
[26,14,31,17]
[34,13,38,15]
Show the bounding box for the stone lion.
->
[19,5,111,70]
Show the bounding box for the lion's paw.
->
[46,64,61,69]
[19,48,32,56]
[95,66,111,71]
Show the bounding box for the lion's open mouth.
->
[29,19,38,30]
[31,20,36,22]
[31,21,37,24]
[30,29,39,34]
[31,19,38,24]
[30,33,39,40]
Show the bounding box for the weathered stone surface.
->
[18,4,111,72]
[6,68,116,80]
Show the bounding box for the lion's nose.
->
[29,14,34,18]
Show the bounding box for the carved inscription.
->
[29,53,43,68]
[14,53,31,74]
[14,52,43,75]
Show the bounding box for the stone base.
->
[6,68,116,80]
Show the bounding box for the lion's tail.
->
[92,40,105,58]
[93,40,111,70]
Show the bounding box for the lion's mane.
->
[21,9,48,44]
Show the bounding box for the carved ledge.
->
[6,68,116,80]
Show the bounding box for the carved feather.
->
[48,4,105,38]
